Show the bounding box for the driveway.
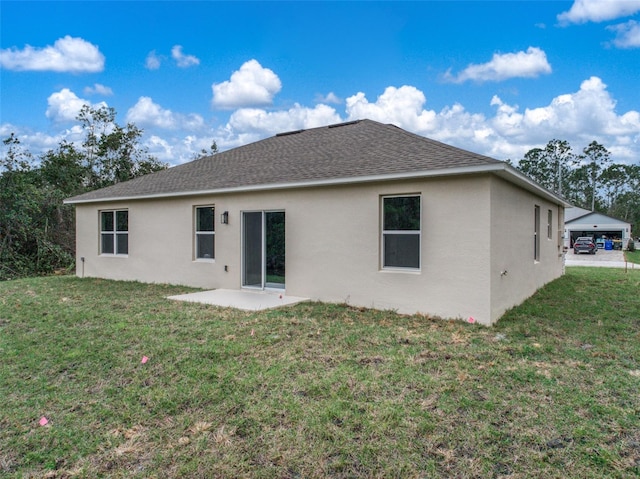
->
[565,248,634,269]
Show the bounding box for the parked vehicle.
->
[574,237,597,255]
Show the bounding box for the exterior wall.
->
[75,174,565,325]
[285,176,493,323]
[76,196,230,287]
[75,175,497,323]
[489,176,565,321]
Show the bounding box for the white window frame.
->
[194,205,215,261]
[381,194,421,271]
[547,209,553,240]
[100,209,128,256]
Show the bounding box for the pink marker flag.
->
[468,316,476,324]
[39,416,49,426]
[141,356,149,364]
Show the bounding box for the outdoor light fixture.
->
[221,211,229,224]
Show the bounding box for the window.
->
[547,209,553,239]
[534,205,540,261]
[100,210,128,255]
[195,206,215,260]
[382,195,421,269]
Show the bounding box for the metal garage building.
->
[564,206,632,250]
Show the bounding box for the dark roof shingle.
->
[66,119,502,203]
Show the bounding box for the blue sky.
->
[1,1,639,166]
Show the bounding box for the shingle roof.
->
[66,119,504,203]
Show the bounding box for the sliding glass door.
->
[242,211,285,289]
[242,212,263,288]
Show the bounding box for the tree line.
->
[512,139,639,232]
[0,106,170,280]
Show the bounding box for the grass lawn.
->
[1,268,639,478]
[625,249,640,265]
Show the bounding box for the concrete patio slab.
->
[167,289,309,311]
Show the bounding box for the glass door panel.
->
[242,212,263,288]
[265,212,285,289]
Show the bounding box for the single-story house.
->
[65,119,569,325]
[564,206,632,249]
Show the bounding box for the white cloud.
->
[444,47,552,83]
[141,133,225,165]
[518,77,627,134]
[344,87,496,154]
[558,0,640,25]
[145,50,162,70]
[0,123,85,156]
[220,103,341,146]
[212,59,282,109]
[315,92,342,104]
[346,86,438,132]
[46,88,107,123]
[0,36,104,73]
[148,77,638,165]
[489,76,640,158]
[145,135,174,161]
[83,83,114,96]
[11,75,640,168]
[127,97,176,129]
[126,96,204,130]
[338,78,639,163]
[171,45,200,68]
[607,20,640,48]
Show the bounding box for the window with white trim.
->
[382,195,421,269]
[534,205,540,261]
[195,206,215,260]
[547,209,553,239]
[100,210,128,255]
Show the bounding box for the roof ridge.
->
[66,119,513,204]
[275,119,364,138]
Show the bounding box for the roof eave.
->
[494,164,571,207]
[565,211,631,225]
[64,163,569,207]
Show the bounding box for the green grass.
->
[1,269,639,478]
[625,249,640,264]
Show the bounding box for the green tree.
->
[40,141,89,196]
[564,165,591,209]
[77,104,167,188]
[580,141,612,212]
[606,164,640,233]
[517,147,552,189]
[1,105,171,279]
[38,142,89,257]
[516,139,575,196]
[0,135,73,279]
[544,139,575,196]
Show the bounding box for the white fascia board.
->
[494,164,571,207]
[65,163,568,206]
